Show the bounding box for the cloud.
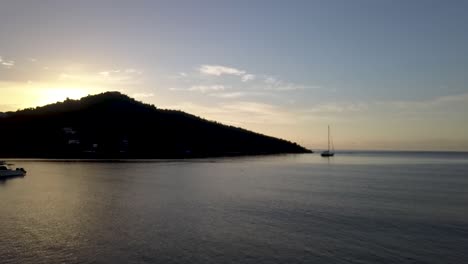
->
[263,76,309,91]
[208,91,274,99]
[385,93,468,109]
[98,71,111,77]
[58,67,143,86]
[199,64,256,82]
[213,101,298,125]
[264,76,277,84]
[295,93,468,120]
[171,65,314,99]
[209,92,247,99]
[304,102,369,114]
[163,100,297,126]
[167,72,190,80]
[188,85,225,93]
[241,74,255,82]
[199,65,246,76]
[170,85,226,93]
[0,56,15,68]
[98,69,142,78]
[124,68,143,74]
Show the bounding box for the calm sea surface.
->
[1,152,467,264]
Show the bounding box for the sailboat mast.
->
[328,125,330,152]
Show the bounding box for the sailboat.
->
[321,125,335,157]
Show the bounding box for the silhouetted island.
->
[0,92,311,158]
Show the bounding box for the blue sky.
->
[1,0,467,150]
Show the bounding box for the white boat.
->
[321,125,335,157]
[0,163,27,178]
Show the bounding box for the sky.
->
[1,0,467,151]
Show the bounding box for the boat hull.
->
[0,170,26,179]
[321,152,334,157]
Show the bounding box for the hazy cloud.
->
[241,74,255,82]
[170,85,226,93]
[164,100,296,126]
[263,76,309,91]
[304,102,369,114]
[98,71,111,77]
[170,65,317,101]
[385,93,468,109]
[298,93,468,119]
[188,85,225,93]
[208,92,247,99]
[199,65,245,76]
[199,64,256,83]
[58,67,143,86]
[98,69,142,78]
[208,91,274,99]
[213,101,297,125]
[170,65,312,98]
[124,68,143,74]
[0,56,15,68]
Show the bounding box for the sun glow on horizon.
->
[26,84,104,108]
[0,81,106,111]
[37,88,91,106]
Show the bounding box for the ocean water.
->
[1,152,467,264]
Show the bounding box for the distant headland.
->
[0,92,312,158]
